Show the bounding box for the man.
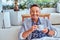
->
[18,4,56,40]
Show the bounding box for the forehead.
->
[30,6,40,11]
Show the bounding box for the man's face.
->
[30,6,40,20]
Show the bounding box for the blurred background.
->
[1,0,59,10]
[0,0,60,40]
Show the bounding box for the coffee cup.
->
[37,25,44,31]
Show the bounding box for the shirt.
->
[18,17,57,40]
[31,18,50,39]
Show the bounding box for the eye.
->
[36,11,39,13]
[31,11,34,13]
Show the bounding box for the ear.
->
[30,10,31,15]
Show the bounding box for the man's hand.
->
[48,30,55,36]
[22,25,38,39]
[31,25,38,32]
[42,28,48,33]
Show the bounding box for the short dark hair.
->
[30,4,40,8]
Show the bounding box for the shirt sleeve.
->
[18,22,26,40]
[20,32,25,39]
[45,19,57,37]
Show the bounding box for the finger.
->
[34,25,37,27]
[33,25,38,28]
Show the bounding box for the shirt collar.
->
[32,18,41,26]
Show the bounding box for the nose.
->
[33,12,37,16]
[34,12,36,15]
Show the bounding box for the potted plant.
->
[14,0,19,11]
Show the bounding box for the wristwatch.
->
[46,29,49,34]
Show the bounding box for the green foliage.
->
[19,0,28,10]
[3,5,14,10]
[3,0,59,9]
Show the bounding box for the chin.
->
[31,17,39,20]
[33,18,38,20]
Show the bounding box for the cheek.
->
[37,12,39,14]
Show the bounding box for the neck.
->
[32,18,38,23]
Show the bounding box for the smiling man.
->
[18,4,56,40]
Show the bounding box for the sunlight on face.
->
[30,6,40,20]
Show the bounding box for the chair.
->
[22,13,50,21]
